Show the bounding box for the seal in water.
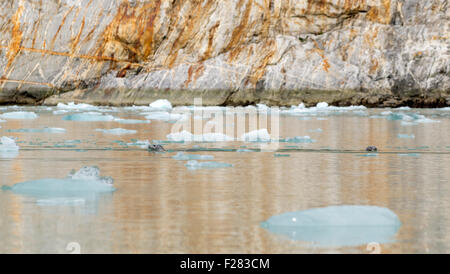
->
[366,146,378,152]
[148,144,166,152]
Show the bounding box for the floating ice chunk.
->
[172,152,214,161]
[96,128,137,135]
[7,127,66,134]
[144,111,186,121]
[279,136,315,143]
[57,102,98,110]
[240,129,271,142]
[167,130,234,142]
[398,153,420,157]
[0,136,19,158]
[150,99,173,111]
[316,102,329,108]
[386,112,439,125]
[127,139,150,148]
[62,112,115,122]
[397,134,415,139]
[282,102,366,116]
[357,153,378,157]
[274,153,290,157]
[0,111,38,120]
[308,128,323,133]
[53,110,69,115]
[2,166,115,199]
[261,205,401,247]
[256,104,269,111]
[114,118,150,124]
[237,149,254,152]
[185,160,232,170]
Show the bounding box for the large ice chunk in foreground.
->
[261,205,401,247]
[2,166,116,199]
[0,111,38,120]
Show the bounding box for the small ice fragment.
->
[256,104,269,111]
[241,129,271,142]
[308,128,323,133]
[144,111,185,121]
[237,149,254,152]
[274,153,290,157]
[167,130,234,142]
[96,128,137,135]
[0,136,19,152]
[172,152,214,161]
[62,112,115,122]
[114,118,150,124]
[7,127,66,133]
[127,139,150,148]
[185,160,232,170]
[57,102,98,110]
[357,153,378,157]
[0,111,38,120]
[398,153,420,157]
[397,134,415,139]
[150,99,173,110]
[316,102,329,108]
[279,136,315,143]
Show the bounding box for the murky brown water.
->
[0,105,449,253]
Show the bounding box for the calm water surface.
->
[0,105,449,253]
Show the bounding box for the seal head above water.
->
[148,144,166,152]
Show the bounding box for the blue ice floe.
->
[62,112,115,122]
[0,111,38,120]
[2,166,116,201]
[185,160,232,170]
[261,205,401,247]
[96,128,137,135]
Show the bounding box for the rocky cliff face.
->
[0,0,449,106]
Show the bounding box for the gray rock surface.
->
[0,0,449,106]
